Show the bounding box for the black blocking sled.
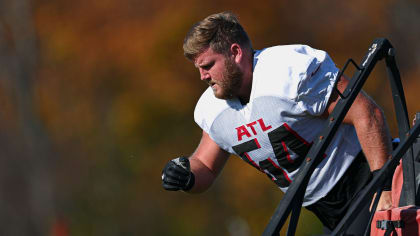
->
[262,38,420,236]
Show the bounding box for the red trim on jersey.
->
[268,158,292,183]
[283,123,310,146]
[281,141,294,163]
[283,123,328,159]
[244,152,260,170]
[254,138,261,148]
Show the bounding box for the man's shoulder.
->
[255,44,326,63]
[259,44,311,53]
[195,87,227,110]
[252,44,327,100]
[194,88,235,132]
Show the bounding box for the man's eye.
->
[202,63,213,70]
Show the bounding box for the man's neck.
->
[237,73,253,105]
[237,53,254,104]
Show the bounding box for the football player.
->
[162,12,393,234]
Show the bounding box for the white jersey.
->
[194,45,361,206]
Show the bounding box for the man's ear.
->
[230,43,243,63]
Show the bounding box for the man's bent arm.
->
[323,76,393,210]
[187,131,230,193]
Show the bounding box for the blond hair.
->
[183,12,252,61]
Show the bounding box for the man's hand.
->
[162,157,195,191]
[377,191,393,211]
[371,191,393,211]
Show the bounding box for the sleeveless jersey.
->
[194,45,361,206]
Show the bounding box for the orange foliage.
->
[0,0,417,234]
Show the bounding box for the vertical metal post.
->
[385,52,416,206]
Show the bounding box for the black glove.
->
[372,169,392,191]
[162,157,195,191]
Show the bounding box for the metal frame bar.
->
[385,52,417,206]
[333,120,420,235]
[262,38,420,236]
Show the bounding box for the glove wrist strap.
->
[372,169,392,191]
[183,172,195,191]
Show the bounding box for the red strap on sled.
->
[371,113,420,236]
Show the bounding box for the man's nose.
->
[199,69,210,81]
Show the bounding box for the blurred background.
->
[0,0,419,235]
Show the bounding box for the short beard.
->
[215,57,243,100]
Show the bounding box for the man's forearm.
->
[187,157,218,193]
[354,105,394,211]
[353,106,392,171]
[324,76,393,211]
